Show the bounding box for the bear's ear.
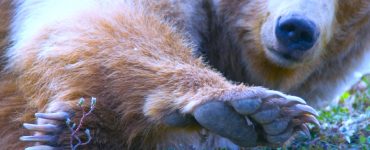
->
[337,0,370,25]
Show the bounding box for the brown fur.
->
[0,1,31,148]
[0,1,250,149]
[200,0,370,107]
[0,0,368,149]
[0,0,11,67]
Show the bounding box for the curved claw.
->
[262,90,307,105]
[35,112,69,121]
[25,145,61,150]
[23,123,61,133]
[282,104,319,117]
[20,135,57,143]
[282,95,306,105]
[301,114,321,127]
[264,97,305,107]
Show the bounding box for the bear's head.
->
[216,0,370,91]
[259,0,335,67]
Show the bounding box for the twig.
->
[66,97,96,150]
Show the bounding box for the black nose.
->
[275,16,319,51]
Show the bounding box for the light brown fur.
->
[0,1,255,149]
[0,0,368,149]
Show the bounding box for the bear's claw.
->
[25,145,61,150]
[21,112,70,150]
[20,135,58,143]
[23,123,61,133]
[35,112,70,121]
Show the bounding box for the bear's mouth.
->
[265,47,304,67]
[268,48,300,61]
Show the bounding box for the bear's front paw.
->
[193,88,319,147]
[20,112,70,150]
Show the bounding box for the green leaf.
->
[341,92,351,100]
[362,76,369,84]
[366,124,370,131]
[78,98,85,106]
[339,107,349,113]
[359,135,366,144]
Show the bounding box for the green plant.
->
[289,76,370,149]
[66,97,96,150]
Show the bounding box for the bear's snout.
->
[259,0,336,67]
[263,14,322,66]
[275,15,319,52]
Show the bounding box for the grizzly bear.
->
[0,0,368,149]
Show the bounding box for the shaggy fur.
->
[0,0,368,149]
[198,0,370,107]
[0,0,254,149]
[0,0,11,68]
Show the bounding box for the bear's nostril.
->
[282,24,295,33]
[301,31,313,43]
[275,16,319,51]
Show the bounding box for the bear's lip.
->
[268,48,300,61]
[265,47,304,67]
